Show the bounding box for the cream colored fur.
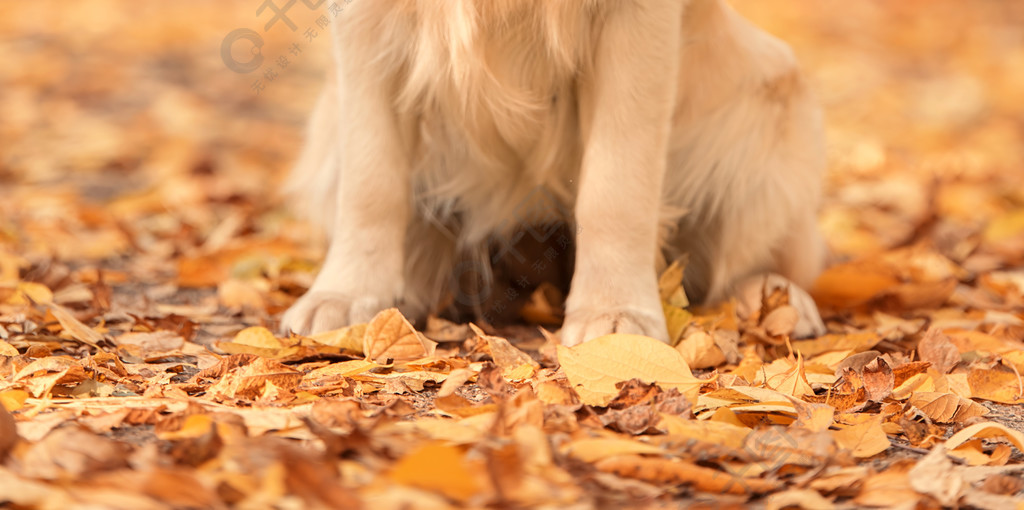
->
[281,0,827,345]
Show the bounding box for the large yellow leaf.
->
[832,415,890,458]
[557,334,700,406]
[564,438,664,463]
[389,442,484,502]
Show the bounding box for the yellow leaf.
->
[557,334,701,406]
[564,438,664,463]
[309,324,366,353]
[0,390,29,412]
[158,414,215,440]
[984,208,1024,241]
[0,340,17,357]
[812,260,900,308]
[363,309,436,363]
[5,282,53,305]
[232,327,283,349]
[662,302,692,346]
[658,258,689,308]
[832,415,890,458]
[389,442,483,502]
[0,251,26,284]
[967,364,1024,404]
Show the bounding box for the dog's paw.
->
[787,285,827,338]
[559,307,669,347]
[735,273,826,338]
[280,292,393,335]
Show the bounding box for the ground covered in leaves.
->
[2,1,1024,508]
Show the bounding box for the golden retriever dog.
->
[281,0,827,346]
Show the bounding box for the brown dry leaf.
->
[917,328,961,374]
[13,357,89,397]
[595,454,780,495]
[48,305,103,348]
[472,324,539,381]
[207,357,302,401]
[832,415,890,458]
[909,392,987,423]
[852,464,918,507]
[0,403,16,458]
[115,331,185,359]
[759,355,814,398]
[907,446,963,506]
[695,386,799,419]
[363,308,437,363]
[19,425,130,480]
[557,334,702,406]
[656,414,751,450]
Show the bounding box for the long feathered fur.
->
[284,0,826,337]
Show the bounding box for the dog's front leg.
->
[281,55,410,335]
[560,2,684,346]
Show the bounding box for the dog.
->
[280,0,828,346]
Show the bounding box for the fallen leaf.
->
[363,309,436,363]
[832,415,890,458]
[557,334,702,406]
[389,442,485,502]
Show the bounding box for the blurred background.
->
[1,0,1023,320]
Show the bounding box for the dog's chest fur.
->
[340,1,603,242]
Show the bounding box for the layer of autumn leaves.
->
[3,0,1024,508]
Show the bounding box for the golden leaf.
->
[389,442,484,502]
[557,334,700,407]
[832,415,890,458]
[363,308,436,363]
